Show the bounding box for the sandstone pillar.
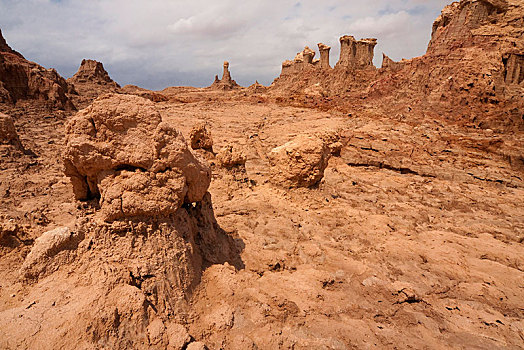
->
[318,43,331,69]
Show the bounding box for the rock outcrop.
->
[270,0,523,131]
[63,94,211,221]
[210,61,240,90]
[20,227,82,279]
[336,36,377,69]
[318,43,331,69]
[189,123,213,151]
[67,59,120,106]
[268,134,331,188]
[381,53,403,71]
[216,143,246,169]
[0,113,24,151]
[68,59,120,88]
[0,29,75,109]
[247,80,267,93]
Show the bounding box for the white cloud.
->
[0,0,451,89]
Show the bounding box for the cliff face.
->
[0,29,75,110]
[269,0,524,131]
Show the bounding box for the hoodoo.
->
[210,61,240,90]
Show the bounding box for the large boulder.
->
[216,143,246,169]
[268,134,331,188]
[189,123,213,151]
[63,94,211,221]
[20,226,82,279]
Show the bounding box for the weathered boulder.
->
[268,134,331,188]
[216,143,246,168]
[63,94,211,221]
[20,227,82,279]
[0,113,24,150]
[189,123,213,151]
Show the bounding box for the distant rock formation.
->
[210,61,240,90]
[68,59,120,105]
[381,54,403,71]
[317,43,331,69]
[247,80,267,93]
[69,59,120,88]
[336,36,377,68]
[0,29,75,110]
[269,0,523,131]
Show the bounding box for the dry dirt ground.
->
[1,88,522,348]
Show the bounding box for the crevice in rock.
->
[346,162,436,178]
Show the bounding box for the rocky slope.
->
[270,0,524,131]
[0,29,75,110]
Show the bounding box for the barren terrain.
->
[0,0,523,349]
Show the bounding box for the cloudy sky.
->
[1,0,450,89]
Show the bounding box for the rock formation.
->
[0,30,75,110]
[69,59,120,88]
[381,53,403,71]
[247,80,267,93]
[0,113,24,151]
[63,94,211,221]
[270,0,523,131]
[189,123,213,151]
[216,143,246,168]
[210,61,240,90]
[336,36,377,69]
[0,29,22,58]
[268,134,331,188]
[318,43,331,69]
[281,46,318,76]
[67,59,120,105]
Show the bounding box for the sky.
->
[0,0,451,90]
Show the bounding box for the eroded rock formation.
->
[63,93,211,221]
[69,59,120,88]
[268,134,331,188]
[337,36,377,69]
[270,0,523,131]
[210,61,240,90]
[0,30,75,109]
[67,59,120,106]
[189,123,213,151]
[318,43,331,69]
[381,53,403,71]
[0,113,24,151]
